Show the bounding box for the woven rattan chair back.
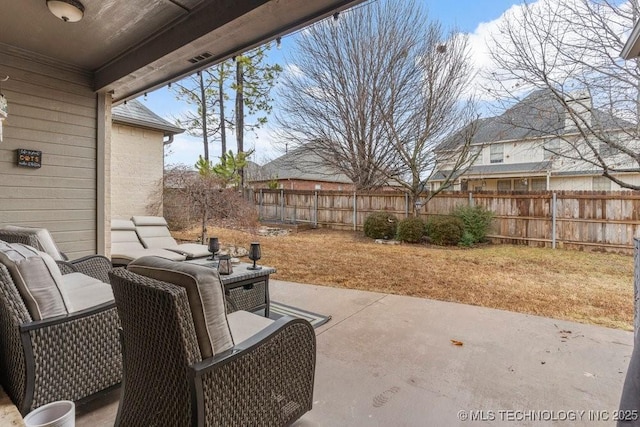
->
[110,268,201,426]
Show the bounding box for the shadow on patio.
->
[74,279,632,426]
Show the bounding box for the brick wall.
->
[253,179,355,191]
[111,123,164,218]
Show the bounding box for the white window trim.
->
[490,143,504,164]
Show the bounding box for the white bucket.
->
[23,400,75,427]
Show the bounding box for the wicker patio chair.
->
[0,227,112,283]
[0,263,122,415]
[109,266,316,427]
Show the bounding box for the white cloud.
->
[283,63,304,79]
[465,2,534,102]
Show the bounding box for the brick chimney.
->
[564,89,591,131]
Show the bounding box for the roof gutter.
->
[621,21,640,59]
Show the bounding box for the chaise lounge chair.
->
[111,219,186,266]
[109,256,316,426]
[131,216,211,259]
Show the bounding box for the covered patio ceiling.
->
[1,0,366,103]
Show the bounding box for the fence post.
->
[635,238,640,337]
[405,193,409,218]
[552,192,557,249]
[468,192,474,207]
[280,189,285,222]
[259,189,263,220]
[353,191,357,231]
[293,197,297,223]
[314,191,318,227]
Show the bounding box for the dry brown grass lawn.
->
[174,226,634,331]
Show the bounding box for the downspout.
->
[161,134,174,218]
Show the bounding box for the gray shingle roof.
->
[432,161,552,180]
[438,90,631,151]
[253,145,353,184]
[112,99,184,135]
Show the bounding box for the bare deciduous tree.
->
[485,0,640,190]
[162,166,257,243]
[276,0,478,211]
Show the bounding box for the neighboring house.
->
[430,90,640,192]
[248,146,355,191]
[111,100,183,218]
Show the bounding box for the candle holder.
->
[208,237,219,261]
[218,254,233,275]
[247,242,262,270]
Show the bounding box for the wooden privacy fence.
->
[252,189,640,253]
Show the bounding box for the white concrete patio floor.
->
[77,279,633,426]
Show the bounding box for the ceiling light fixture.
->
[46,0,85,23]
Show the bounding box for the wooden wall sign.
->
[17,149,42,168]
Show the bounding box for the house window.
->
[543,140,561,160]
[531,178,547,191]
[315,184,322,190]
[513,179,528,191]
[497,179,511,191]
[490,144,504,163]
[598,142,620,157]
[468,145,482,163]
[592,176,611,191]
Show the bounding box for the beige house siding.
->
[111,123,164,218]
[460,174,640,192]
[0,46,100,259]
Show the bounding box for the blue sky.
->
[140,0,526,168]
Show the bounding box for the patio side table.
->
[185,259,276,317]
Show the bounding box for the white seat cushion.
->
[227,310,274,345]
[134,224,179,249]
[110,249,186,266]
[111,219,186,264]
[131,216,209,258]
[58,272,114,312]
[168,243,211,259]
[0,242,67,320]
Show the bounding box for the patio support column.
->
[96,92,112,256]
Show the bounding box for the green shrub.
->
[459,231,476,247]
[453,205,494,244]
[396,217,425,243]
[425,216,464,246]
[363,212,398,239]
